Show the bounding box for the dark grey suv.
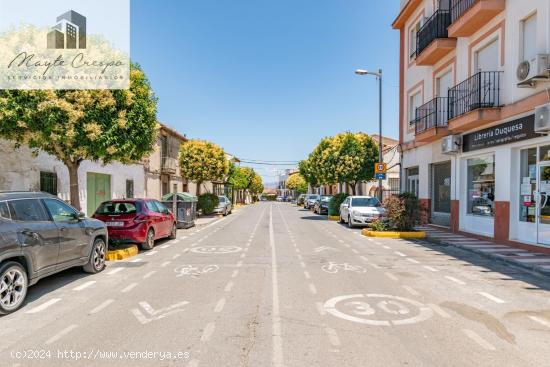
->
[0,192,108,315]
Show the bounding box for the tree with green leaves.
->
[298,159,317,192]
[0,63,158,210]
[179,140,229,196]
[286,173,308,194]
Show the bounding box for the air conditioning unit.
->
[517,54,550,87]
[535,103,550,133]
[442,135,461,154]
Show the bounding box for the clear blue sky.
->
[131,0,400,185]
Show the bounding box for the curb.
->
[107,245,139,261]
[362,229,426,239]
[328,216,340,221]
[421,236,550,277]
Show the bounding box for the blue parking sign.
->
[375,173,386,180]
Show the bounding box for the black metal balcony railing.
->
[448,71,503,120]
[415,97,449,135]
[416,10,452,56]
[450,0,476,23]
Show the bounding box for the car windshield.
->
[218,197,226,202]
[96,202,139,215]
[320,196,332,202]
[308,195,319,199]
[351,198,380,207]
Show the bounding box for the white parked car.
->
[339,196,385,228]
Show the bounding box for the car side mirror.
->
[74,212,86,220]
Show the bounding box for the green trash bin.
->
[162,193,198,229]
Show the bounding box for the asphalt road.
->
[1,203,550,367]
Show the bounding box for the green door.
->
[87,172,112,216]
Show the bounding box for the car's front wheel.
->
[0,261,28,315]
[83,238,107,274]
[141,228,155,250]
[348,216,355,228]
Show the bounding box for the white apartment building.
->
[393,0,550,247]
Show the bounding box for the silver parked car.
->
[340,196,385,228]
[304,194,320,210]
[214,196,233,216]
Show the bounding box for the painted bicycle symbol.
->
[174,264,220,278]
[321,262,366,274]
[190,246,242,254]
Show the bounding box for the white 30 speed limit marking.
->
[323,294,433,326]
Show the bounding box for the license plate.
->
[106,221,124,227]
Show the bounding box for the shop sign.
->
[462,115,539,153]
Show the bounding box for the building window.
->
[519,148,537,223]
[432,162,451,214]
[474,38,499,72]
[409,91,422,126]
[521,13,537,62]
[126,179,134,198]
[540,145,550,162]
[409,21,422,59]
[406,167,419,197]
[467,155,495,217]
[40,171,57,195]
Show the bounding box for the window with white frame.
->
[408,91,422,126]
[409,21,422,59]
[474,38,499,72]
[521,13,537,62]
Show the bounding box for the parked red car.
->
[92,199,177,250]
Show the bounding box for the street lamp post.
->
[355,68,383,202]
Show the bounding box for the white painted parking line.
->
[46,324,78,345]
[145,251,158,256]
[406,258,420,264]
[427,303,451,318]
[201,322,216,342]
[402,285,419,296]
[172,254,181,260]
[161,261,171,268]
[89,299,115,315]
[309,284,317,295]
[325,327,341,347]
[143,271,156,279]
[529,316,550,328]
[130,258,143,263]
[445,276,466,285]
[106,268,124,275]
[395,251,407,257]
[462,329,495,351]
[303,271,311,279]
[423,266,439,272]
[121,282,138,293]
[159,244,171,249]
[385,272,398,281]
[478,292,506,304]
[214,298,226,313]
[26,298,61,314]
[72,281,96,291]
[224,281,234,292]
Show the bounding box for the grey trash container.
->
[162,193,198,229]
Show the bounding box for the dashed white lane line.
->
[402,285,420,296]
[299,261,306,268]
[231,270,239,278]
[145,250,158,256]
[159,244,171,249]
[297,254,303,261]
[130,258,143,263]
[89,299,115,315]
[325,327,341,347]
[385,272,398,281]
[121,282,138,293]
[478,292,506,304]
[423,266,439,272]
[161,261,171,268]
[214,298,226,313]
[224,281,234,292]
[360,256,369,262]
[201,322,216,342]
[172,254,181,260]
[308,284,318,295]
[303,271,311,279]
[394,251,407,257]
[367,263,382,269]
[46,324,78,345]
[382,245,391,250]
[240,253,246,258]
[462,329,496,351]
[406,258,420,264]
[445,276,466,285]
[529,316,550,328]
[106,268,124,275]
[26,298,62,314]
[237,260,243,267]
[72,281,96,291]
[143,271,156,279]
[270,205,284,367]
[427,303,451,318]
[351,249,359,254]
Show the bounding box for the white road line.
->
[427,303,451,318]
[295,248,300,253]
[145,251,158,256]
[46,324,78,345]
[478,292,506,304]
[309,284,317,295]
[445,276,466,285]
[402,285,419,296]
[406,258,420,264]
[394,251,407,257]
[423,266,439,272]
[224,281,234,292]
[351,249,359,254]
[121,282,138,293]
[316,302,326,316]
[172,254,181,260]
[338,239,344,243]
[130,258,143,263]
[161,261,171,268]
[231,270,239,278]
[214,298,226,313]
[72,281,96,291]
[201,322,216,342]
[385,272,398,281]
[270,205,284,367]
[89,299,115,315]
[462,329,496,351]
[383,245,391,250]
[325,327,341,347]
[240,253,246,258]
[159,244,171,249]
[367,238,374,242]
[529,316,550,328]
[106,268,124,275]
[237,261,243,267]
[303,271,311,279]
[344,244,351,248]
[360,256,369,262]
[297,254,303,261]
[26,298,61,314]
[143,271,156,279]
[300,261,306,268]
[368,263,382,269]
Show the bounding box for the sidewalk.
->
[417,225,550,277]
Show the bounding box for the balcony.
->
[414,97,450,142]
[448,0,505,37]
[161,156,178,175]
[448,71,503,132]
[416,10,456,66]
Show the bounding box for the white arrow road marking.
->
[131,301,189,324]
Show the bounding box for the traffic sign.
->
[375,163,387,174]
[375,173,386,180]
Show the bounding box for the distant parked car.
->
[93,199,176,251]
[339,196,385,228]
[297,194,306,206]
[276,196,284,202]
[0,192,108,315]
[304,194,320,210]
[214,196,232,216]
[313,195,333,215]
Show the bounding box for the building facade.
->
[393,0,550,246]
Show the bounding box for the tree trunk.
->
[66,161,81,211]
[196,181,202,196]
[348,182,356,195]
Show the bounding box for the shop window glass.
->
[519,148,537,223]
[467,155,495,217]
[540,145,550,162]
[432,162,451,213]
